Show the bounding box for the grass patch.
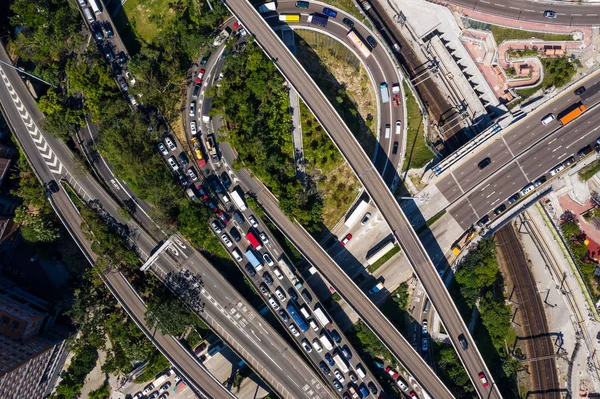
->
[300,102,361,230]
[490,25,573,43]
[119,0,178,44]
[579,160,600,181]
[62,182,85,211]
[426,209,446,227]
[367,245,401,274]
[325,0,368,23]
[402,82,433,171]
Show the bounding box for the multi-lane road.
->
[447,0,600,26]
[436,72,600,229]
[226,1,500,397]
[0,42,336,399]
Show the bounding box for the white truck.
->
[213,28,231,47]
[319,333,334,351]
[313,306,332,327]
[333,354,349,373]
[231,187,247,211]
[258,1,277,13]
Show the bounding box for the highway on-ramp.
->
[226,1,500,397]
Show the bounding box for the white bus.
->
[89,0,101,15]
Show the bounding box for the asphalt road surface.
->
[0,44,335,399]
[226,1,501,397]
[437,72,600,229]
[447,0,600,26]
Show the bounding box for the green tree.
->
[455,238,499,306]
[145,285,196,337]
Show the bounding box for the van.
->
[232,249,242,262]
[296,1,309,8]
[319,334,334,351]
[233,211,245,224]
[84,7,94,23]
[356,364,366,379]
[385,124,390,139]
[300,305,311,319]
[423,298,431,314]
[541,113,555,125]
[301,289,312,303]
[192,84,201,99]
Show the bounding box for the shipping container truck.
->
[89,0,101,14]
[231,187,247,211]
[244,250,263,271]
[392,83,401,108]
[287,303,308,332]
[559,103,586,125]
[246,231,263,250]
[185,188,197,201]
[258,1,277,13]
[313,306,332,327]
[365,241,396,266]
[380,82,390,103]
[307,13,328,27]
[279,13,301,22]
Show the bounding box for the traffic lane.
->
[448,0,600,25]
[230,2,487,397]
[160,254,334,399]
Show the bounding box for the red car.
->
[341,233,352,246]
[409,392,417,398]
[195,69,205,84]
[478,372,489,387]
[233,22,240,30]
[385,366,398,379]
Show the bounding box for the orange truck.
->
[559,103,586,125]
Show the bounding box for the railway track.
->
[496,224,560,397]
[360,0,468,149]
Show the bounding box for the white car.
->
[259,231,269,244]
[128,95,137,106]
[221,233,232,247]
[312,339,323,353]
[187,168,198,181]
[275,287,286,301]
[190,121,197,136]
[422,319,428,334]
[268,295,280,310]
[334,369,345,382]
[396,378,409,391]
[301,339,312,353]
[272,266,283,280]
[248,215,259,228]
[168,156,179,171]
[520,184,534,196]
[189,101,196,117]
[549,164,565,176]
[157,142,168,156]
[395,120,401,134]
[126,71,136,86]
[164,137,176,151]
[288,323,300,337]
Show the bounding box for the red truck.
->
[246,231,262,250]
[392,83,401,108]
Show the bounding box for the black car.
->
[200,56,208,66]
[117,51,127,65]
[366,35,377,48]
[287,287,298,301]
[578,145,593,158]
[103,22,114,37]
[341,345,352,359]
[458,333,468,350]
[178,152,189,167]
[494,204,506,215]
[477,157,491,169]
[230,226,242,242]
[563,156,575,166]
[575,86,586,96]
[208,175,224,193]
[47,180,60,193]
[392,141,399,155]
[342,17,354,28]
[534,176,547,187]
[319,361,331,375]
[262,272,274,286]
[330,330,342,343]
[244,263,256,277]
[278,309,289,323]
[220,172,232,189]
[367,382,378,395]
[259,283,270,296]
[94,28,103,40]
[508,193,520,204]
[476,215,489,228]
[113,63,122,76]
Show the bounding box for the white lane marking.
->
[552,146,562,152]
[494,3,506,7]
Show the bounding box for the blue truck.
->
[307,13,328,27]
[286,303,308,332]
[244,250,263,271]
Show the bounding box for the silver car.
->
[157,142,168,156]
